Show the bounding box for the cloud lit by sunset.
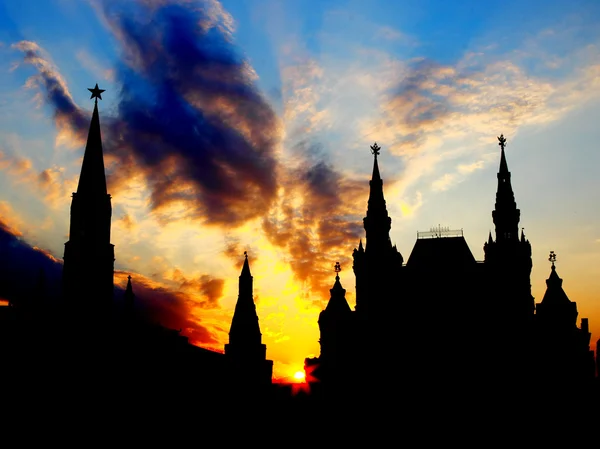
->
[1,0,600,381]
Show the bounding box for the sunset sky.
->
[1,0,599,381]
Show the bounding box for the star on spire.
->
[88,83,105,102]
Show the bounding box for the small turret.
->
[124,275,135,319]
[318,262,353,362]
[536,251,578,329]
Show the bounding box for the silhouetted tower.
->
[62,84,115,318]
[536,252,577,331]
[225,252,273,385]
[123,275,135,319]
[484,135,534,321]
[318,262,353,362]
[353,143,403,317]
[535,252,595,383]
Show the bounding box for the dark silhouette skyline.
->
[306,133,598,403]
[1,85,599,415]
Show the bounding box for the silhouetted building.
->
[225,252,273,388]
[312,263,354,391]
[0,83,595,408]
[62,85,114,320]
[535,258,595,385]
[308,136,596,400]
[0,85,274,406]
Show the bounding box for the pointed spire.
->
[358,239,364,252]
[77,87,107,196]
[498,134,509,174]
[521,228,526,243]
[546,251,563,290]
[124,274,135,315]
[125,275,134,298]
[241,250,251,278]
[325,262,351,314]
[492,134,520,242]
[370,142,382,182]
[488,231,493,244]
[228,251,262,348]
[364,142,392,252]
[541,252,571,305]
[371,142,382,181]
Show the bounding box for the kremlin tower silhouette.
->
[307,136,596,402]
[0,84,598,410]
[62,84,115,321]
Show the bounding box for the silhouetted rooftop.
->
[406,236,476,268]
[540,265,572,306]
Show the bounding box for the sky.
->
[0,0,599,381]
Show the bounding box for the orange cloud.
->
[32,246,61,264]
[0,151,77,207]
[0,201,25,238]
[114,270,221,346]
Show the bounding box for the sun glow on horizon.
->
[293,370,306,382]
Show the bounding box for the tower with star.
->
[62,84,115,320]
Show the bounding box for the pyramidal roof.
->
[77,97,108,196]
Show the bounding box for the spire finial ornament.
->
[549,250,556,267]
[88,83,105,104]
[370,142,381,157]
[334,261,341,281]
[498,134,507,151]
[244,250,248,259]
[128,275,132,281]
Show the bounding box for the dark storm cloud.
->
[100,0,280,225]
[14,0,280,227]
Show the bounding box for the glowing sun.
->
[293,371,305,381]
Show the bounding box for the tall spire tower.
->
[492,134,520,242]
[363,142,393,253]
[62,84,115,317]
[353,143,403,316]
[225,252,273,386]
[484,134,534,322]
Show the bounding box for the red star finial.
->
[88,83,105,102]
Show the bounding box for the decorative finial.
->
[334,261,341,273]
[127,275,132,281]
[549,250,556,267]
[497,134,507,151]
[370,142,381,157]
[244,251,248,259]
[88,83,105,103]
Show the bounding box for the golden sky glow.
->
[0,0,599,381]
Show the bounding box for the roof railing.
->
[417,226,464,239]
